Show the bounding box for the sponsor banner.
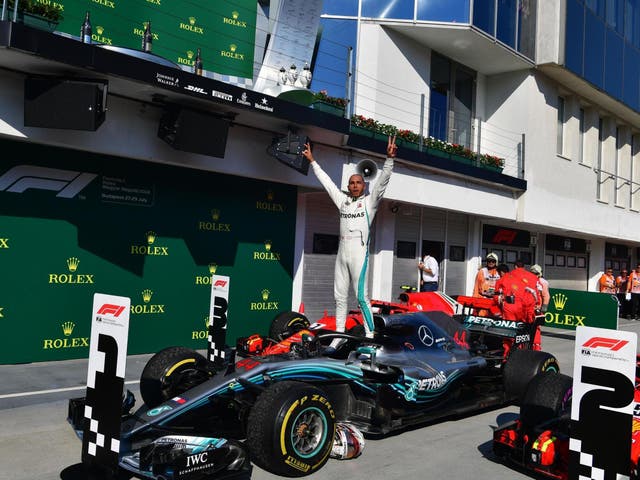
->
[81,293,130,470]
[544,288,618,331]
[0,138,295,364]
[570,326,637,479]
[53,0,256,78]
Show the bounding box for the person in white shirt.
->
[419,254,439,292]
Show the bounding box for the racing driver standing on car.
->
[302,137,396,346]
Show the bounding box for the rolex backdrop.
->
[0,138,296,364]
[53,0,256,79]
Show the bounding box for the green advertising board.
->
[47,0,256,78]
[0,138,296,364]
[544,288,619,331]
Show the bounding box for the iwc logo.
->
[49,257,95,284]
[43,321,89,350]
[195,263,218,285]
[91,0,115,9]
[220,43,244,61]
[198,209,231,233]
[253,240,281,262]
[130,289,165,315]
[191,316,209,340]
[130,231,169,256]
[250,289,279,311]
[92,25,113,44]
[256,189,285,213]
[223,10,247,28]
[179,16,204,34]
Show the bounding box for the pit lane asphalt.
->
[3,321,640,480]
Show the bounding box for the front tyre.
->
[140,346,209,408]
[503,349,559,404]
[520,371,572,427]
[246,381,336,477]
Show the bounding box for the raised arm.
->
[303,142,344,209]
[369,135,397,204]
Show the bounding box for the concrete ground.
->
[1,320,638,480]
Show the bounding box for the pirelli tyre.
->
[140,346,209,408]
[269,311,311,341]
[520,371,573,427]
[503,349,560,404]
[246,381,336,477]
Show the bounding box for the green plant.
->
[314,90,347,109]
[351,114,380,131]
[479,153,505,168]
[397,129,421,143]
[6,0,63,21]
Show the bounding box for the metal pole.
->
[520,133,526,179]
[1,0,7,21]
[345,46,353,119]
[419,93,425,150]
[12,0,18,22]
[476,117,482,166]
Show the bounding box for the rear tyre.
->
[520,371,572,427]
[140,346,209,408]
[246,381,336,477]
[503,349,559,403]
[270,311,310,341]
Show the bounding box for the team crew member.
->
[627,264,640,320]
[473,252,501,298]
[530,264,550,313]
[419,253,439,292]
[303,137,396,341]
[598,267,616,293]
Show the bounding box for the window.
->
[557,96,565,155]
[579,107,585,163]
[615,126,621,205]
[313,234,339,254]
[417,0,470,23]
[597,117,605,200]
[361,0,414,19]
[397,241,417,259]
[449,245,466,262]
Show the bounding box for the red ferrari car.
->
[493,358,640,479]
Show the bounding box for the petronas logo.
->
[67,257,80,272]
[62,321,75,336]
[142,289,153,303]
[552,293,568,311]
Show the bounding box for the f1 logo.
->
[491,229,517,244]
[0,165,97,198]
[97,304,126,317]
[213,280,228,287]
[582,337,629,351]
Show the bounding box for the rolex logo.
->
[142,289,153,303]
[211,209,220,221]
[189,16,196,25]
[256,190,284,213]
[264,240,272,251]
[146,231,156,245]
[208,263,217,274]
[232,11,239,19]
[266,190,274,201]
[261,289,270,301]
[230,44,237,53]
[552,293,567,311]
[67,257,80,272]
[204,316,209,328]
[96,25,104,35]
[62,321,75,336]
[187,50,194,59]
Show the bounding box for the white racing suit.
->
[311,157,394,337]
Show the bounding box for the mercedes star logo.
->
[418,325,434,346]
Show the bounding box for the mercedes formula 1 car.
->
[68,293,559,480]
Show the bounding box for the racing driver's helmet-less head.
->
[331,423,365,460]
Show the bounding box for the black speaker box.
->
[158,107,229,158]
[24,77,107,131]
[272,135,310,175]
